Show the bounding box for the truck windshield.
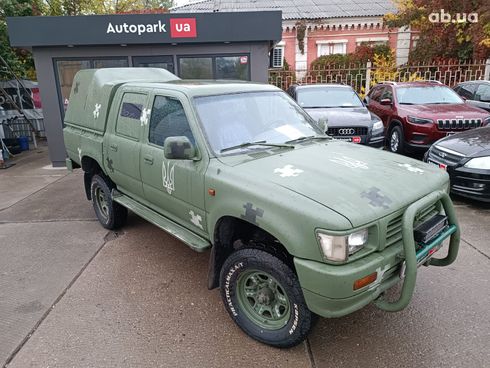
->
[194,91,322,154]
[396,86,463,105]
[297,87,364,108]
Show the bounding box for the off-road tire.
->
[388,125,404,154]
[90,174,127,229]
[220,248,313,348]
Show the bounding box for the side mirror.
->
[461,96,467,101]
[380,98,392,106]
[164,136,196,160]
[317,117,328,133]
[363,97,370,106]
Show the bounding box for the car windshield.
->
[297,87,364,108]
[194,91,321,154]
[396,86,463,105]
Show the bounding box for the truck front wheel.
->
[90,174,127,230]
[219,248,313,348]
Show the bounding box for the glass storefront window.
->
[178,55,250,81]
[132,56,174,74]
[56,58,128,114]
[179,57,213,79]
[216,56,249,80]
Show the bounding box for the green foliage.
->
[0,0,174,81]
[0,0,38,80]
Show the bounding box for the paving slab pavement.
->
[0,146,67,211]
[0,221,108,366]
[6,217,311,368]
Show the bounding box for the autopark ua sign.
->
[106,18,197,38]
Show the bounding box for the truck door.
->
[140,92,208,236]
[105,90,148,201]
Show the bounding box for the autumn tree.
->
[385,0,490,61]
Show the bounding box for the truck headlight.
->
[372,120,384,132]
[317,229,368,262]
[464,156,490,170]
[407,116,433,124]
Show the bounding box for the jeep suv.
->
[365,81,490,154]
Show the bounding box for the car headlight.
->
[464,156,490,169]
[317,229,368,262]
[372,120,384,131]
[407,116,433,124]
[484,116,490,125]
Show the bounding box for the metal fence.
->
[269,59,490,95]
[0,117,45,141]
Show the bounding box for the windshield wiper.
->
[220,140,295,153]
[285,135,331,144]
[399,102,416,105]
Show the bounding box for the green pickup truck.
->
[64,68,460,347]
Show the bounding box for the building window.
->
[355,37,389,46]
[178,55,250,80]
[271,46,284,68]
[316,40,348,57]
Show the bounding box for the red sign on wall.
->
[170,18,197,38]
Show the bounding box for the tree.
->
[0,0,40,79]
[385,0,490,61]
[0,0,174,80]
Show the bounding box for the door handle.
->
[109,144,118,152]
[143,155,154,165]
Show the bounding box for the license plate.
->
[428,159,447,171]
[336,136,361,143]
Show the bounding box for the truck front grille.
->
[428,146,464,166]
[385,203,439,248]
[437,118,482,130]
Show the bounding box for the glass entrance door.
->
[132,56,174,74]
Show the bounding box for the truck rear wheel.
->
[90,174,127,230]
[220,248,313,348]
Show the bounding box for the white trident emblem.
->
[162,161,175,195]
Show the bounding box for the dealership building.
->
[7,11,282,166]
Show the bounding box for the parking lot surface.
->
[1,147,489,367]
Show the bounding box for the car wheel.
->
[90,174,127,230]
[388,125,404,154]
[220,248,313,348]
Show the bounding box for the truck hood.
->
[220,141,448,227]
[304,107,375,127]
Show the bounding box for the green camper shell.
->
[64,68,179,133]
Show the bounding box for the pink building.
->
[172,0,418,69]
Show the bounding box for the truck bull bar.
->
[374,190,460,312]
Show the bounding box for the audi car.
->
[424,126,490,202]
[286,84,385,147]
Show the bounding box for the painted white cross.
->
[398,163,424,174]
[140,108,151,126]
[274,164,304,177]
[189,210,203,229]
[93,103,102,119]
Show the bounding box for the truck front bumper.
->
[295,191,460,318]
